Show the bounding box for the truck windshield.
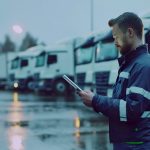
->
[75,47,93,65]
[95,42,118,62]
[36,54,45,67]
[11,59,19,69]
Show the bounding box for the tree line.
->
[0,33,45,53]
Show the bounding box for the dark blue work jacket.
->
[92,45,150,142]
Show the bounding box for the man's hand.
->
[77,90,95,107]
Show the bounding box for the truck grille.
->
[9,74,15,81]
[95,71,110,96]
[76,73,85,88]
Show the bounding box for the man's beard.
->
[120,45,132,55]
[120,39,132,55]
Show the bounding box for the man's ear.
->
[127,28,134,38]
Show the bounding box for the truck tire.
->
[53,79,68,95]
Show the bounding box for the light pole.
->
[90,0,94,32]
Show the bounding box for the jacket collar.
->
[118,44,148,66]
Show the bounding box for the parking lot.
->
[0,90,112,150]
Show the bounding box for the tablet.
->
[62,75,83,92]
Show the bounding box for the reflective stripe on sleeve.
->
[126,86,150,100]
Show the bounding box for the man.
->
[78,12,150,150]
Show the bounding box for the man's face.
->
[112,24,132,55]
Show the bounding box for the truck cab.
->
[31,38,82,95]
[8,45,45,90]
[75,31,119,96]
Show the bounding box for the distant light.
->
[12,25,23,34]
[14,82,19,88]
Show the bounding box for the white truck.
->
[75,31,119,96]
[7,45,45,90]
[30,37,83,95]
[0,52,17,89]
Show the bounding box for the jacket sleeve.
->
[92,65,150,123]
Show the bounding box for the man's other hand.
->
[77,90,94,107]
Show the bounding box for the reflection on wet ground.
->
[0,91,113,150]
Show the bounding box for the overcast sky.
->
[0,0,150,46]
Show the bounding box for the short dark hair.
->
[108,12,143,39]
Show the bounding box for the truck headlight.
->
[14,82,19,88]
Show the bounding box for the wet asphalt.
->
[0,90,113,150]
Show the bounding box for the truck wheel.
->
[53,79,68,95]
